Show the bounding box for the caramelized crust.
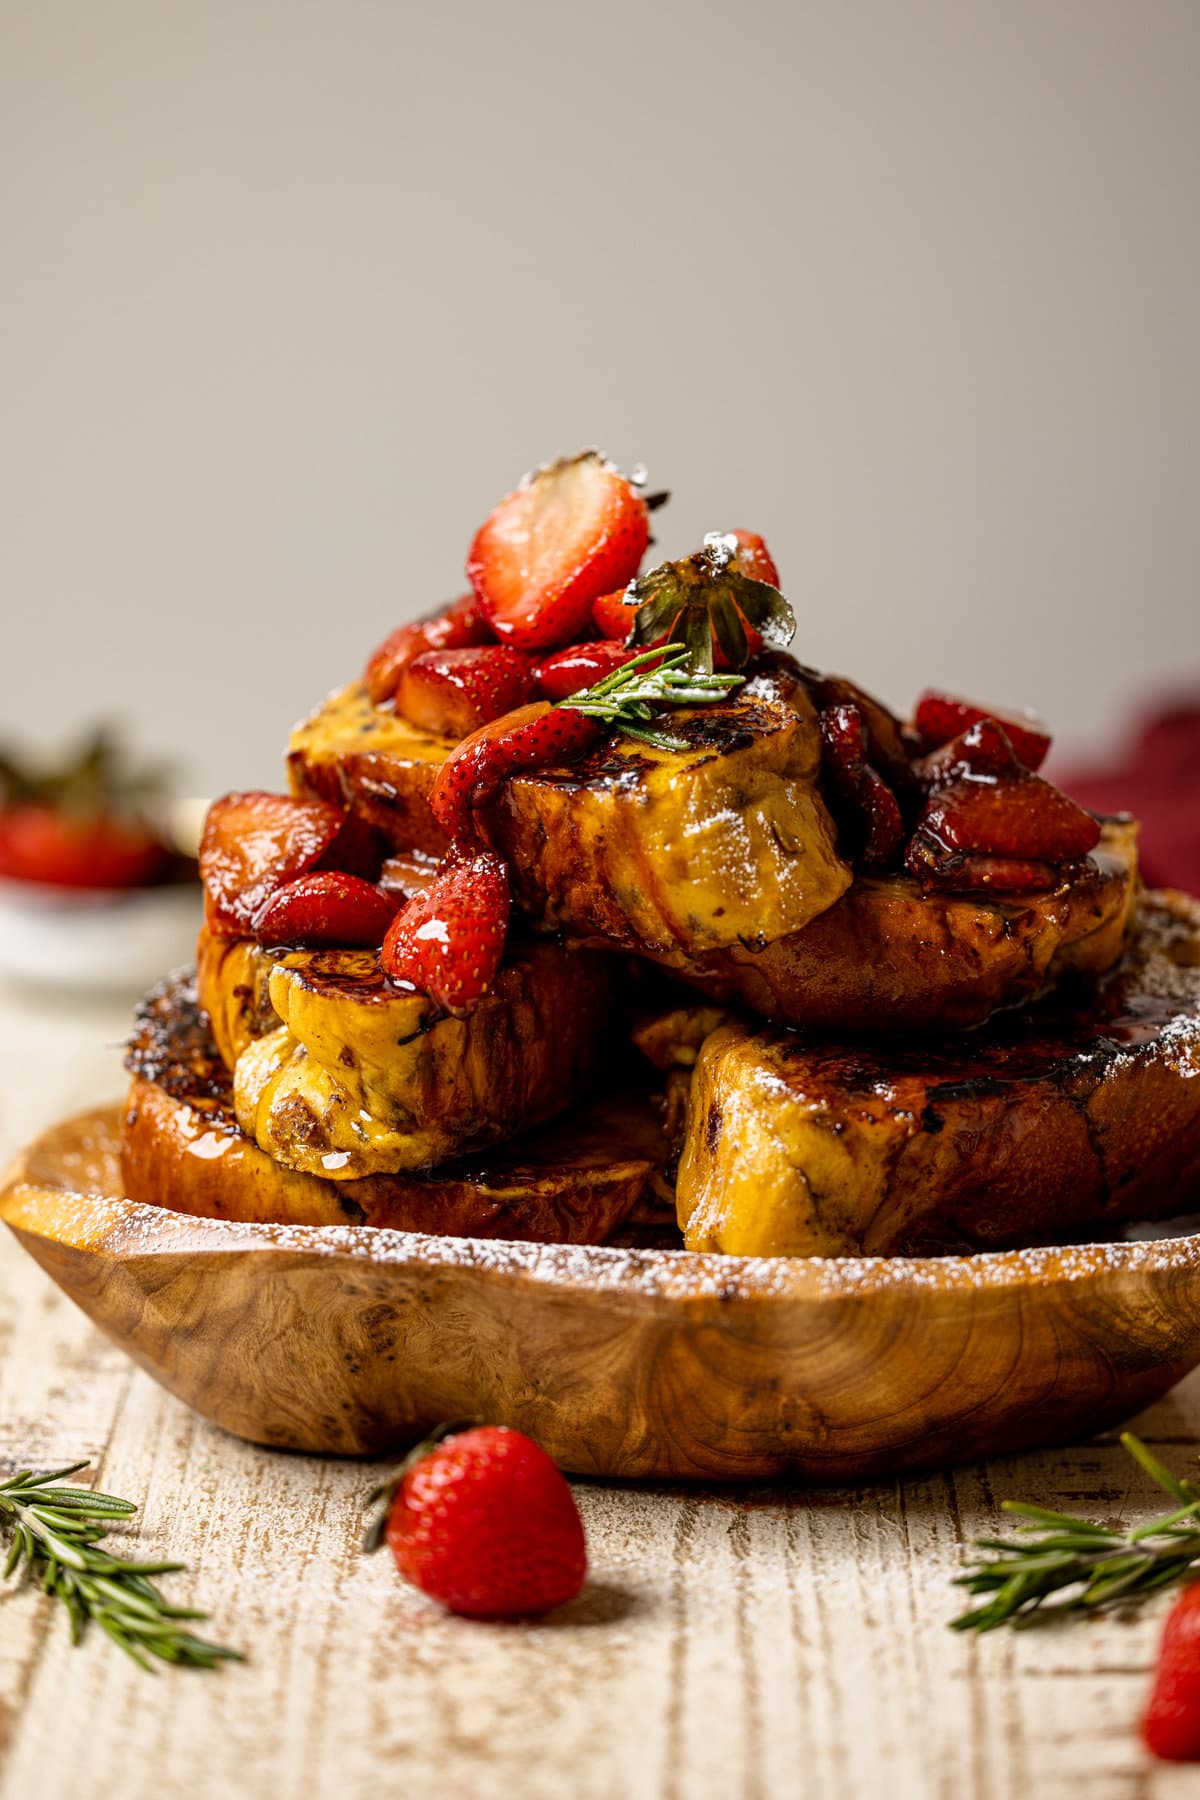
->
[224,938,622,1179]
[123,970,664,1243]
[658,818,1139,1033]
[287,678,851,957]
[676,892,1200,1257]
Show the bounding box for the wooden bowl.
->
[6,1104,1200,1481]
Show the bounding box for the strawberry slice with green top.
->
[467,452,651,650]
[628,535,794,674]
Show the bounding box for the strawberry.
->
[726,528,781,590]
[819,704,905,870]
[381,848,510,1015]
[906,759,1100,891]
[1143,1584,1200,1760]
[913,772,1100,863]
[592,586,639,640]
[253,871,401,949]
[467,452,650,650]
[0,806,168,890]
[430,703,604,843]
[369,1425,587,1619]
[531,641,639,701]
[199,791,349,937]
[397,645,535,739]
[914,717,1022,790]
[913,688,1051,771]
[364,594,492,706]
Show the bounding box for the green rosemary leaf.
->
[0,1462,241,1670]
[951,1436,1200,1633]
[1120,1432,1200,1505]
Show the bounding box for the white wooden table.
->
[1,977,1198,1800]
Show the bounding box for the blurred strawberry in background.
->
[0,729,180,891]
[0,728,201,995]
[1057,697,1200,894]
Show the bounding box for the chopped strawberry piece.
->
[199,791,349,937]
[468,452,650,650]
[430,703,605,843]
[252,871,401,948]
[914,717,1024,789]
[913,689,1051,770]
[913,773,1100,863]
[591,587,638,640]
[905,848,1061,893]
[819,704,904,870]
[1144,1585,1200,1761]
[381,848,510,1015]
[532,641,639,701]
[813,673,911,794]
[396,645,535,740]
[364,594,492,706]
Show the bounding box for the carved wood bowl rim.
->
[6,1103,1200,1309]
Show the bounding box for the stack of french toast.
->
[122,453,1200,1258]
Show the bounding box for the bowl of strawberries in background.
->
[0,730,203,997]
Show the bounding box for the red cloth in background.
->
[1055,699,1200,896]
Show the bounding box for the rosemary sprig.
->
[562,646,745,751]
[951,1433,1200,1632]
[0,1461,242,1671]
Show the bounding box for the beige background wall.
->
[3,0,1198,795]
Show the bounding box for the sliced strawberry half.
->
[430,703,605,843]
[396,645,535,740]
[531,641,639,702]
[381,848,510,1016]
[253,871,401,949]
[913,689,1051,770]
[200,791,350,936]
[364,594,493,706]
[467,452,650,651]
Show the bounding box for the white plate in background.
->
[0,878,201,998]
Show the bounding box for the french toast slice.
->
[195,930,621,1179]
[656,817,1139,1033]
[123,970,663,1243]
[287,677,851,957]
[239,941,618,1179]
[675,891,1200,1257]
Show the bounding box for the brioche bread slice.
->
[287,677,851,958]
[656,817,1139,1033]
[123,969,664,1243]
[676,891,1200,1257]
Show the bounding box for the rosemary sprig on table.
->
[0,1462,242,1670]
[563,646,745,750]
[952,1434,1200,1632]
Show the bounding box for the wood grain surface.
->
[3,982,1200,1799]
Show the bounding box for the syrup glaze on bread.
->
[675,892,1200,1257]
